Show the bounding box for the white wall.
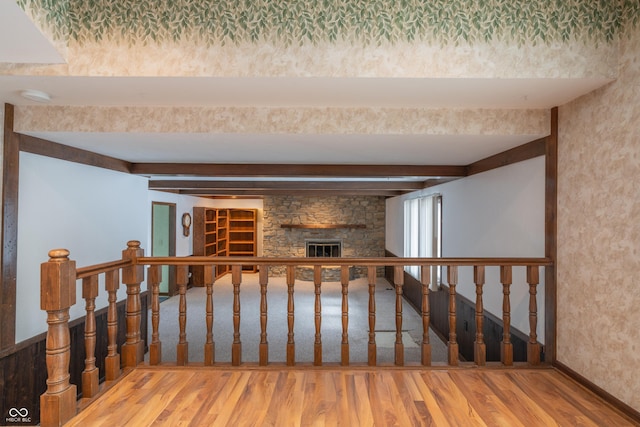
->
[386,156,546,342]
[15,155,265,343]
[17,152,149,342]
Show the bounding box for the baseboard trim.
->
[553,360,640,424]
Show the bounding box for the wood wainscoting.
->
[385,252,539,363]
[0,292,148,426]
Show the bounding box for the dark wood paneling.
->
[1,104,19,350]
[385,251,536,363]
[0,292,148,425]
[18,134,132,174]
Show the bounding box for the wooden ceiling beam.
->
[133,163,467,178]
[149,180,425,191]
[465,136,547,176]
[18,133,133,174]
[176,189,404,197]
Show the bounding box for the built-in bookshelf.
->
[192,208,257,284]
[228,209,257,272]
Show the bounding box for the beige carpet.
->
[147,273,447,365]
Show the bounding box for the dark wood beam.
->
[422,178,460,189]
[177,189,404,197]
[149,180,424,191]
[133,163,467,178]
[19,134,132,174]
[2,104,18,349]
[465,137,547,176]
[545,108,558,364]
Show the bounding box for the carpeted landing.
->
[147,273,448,365]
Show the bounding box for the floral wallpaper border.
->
[16,0,640,47]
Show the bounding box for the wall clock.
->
[182,212,192,237]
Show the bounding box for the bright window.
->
[404,194,442,284]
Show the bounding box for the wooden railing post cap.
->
[48,248,70,261]
[41,249,76,311]
[127,240,141,249]
[123,240,144,263]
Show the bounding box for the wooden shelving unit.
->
[192,208,257,284]
[228,209,257,272]
[192,207,217,285]
[216,209,229,277]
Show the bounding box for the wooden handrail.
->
[76,259,132,279]
[139,256,551,267]
[41,241,552,427]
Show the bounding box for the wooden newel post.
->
[121,240,145,367]
[40,249,77,427]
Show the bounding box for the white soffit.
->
[21,132,542,165]
[0,1,65,64]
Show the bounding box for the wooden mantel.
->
[280,224,367,229]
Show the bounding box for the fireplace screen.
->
[306,240,342,258]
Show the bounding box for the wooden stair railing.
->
[40,241,551,426]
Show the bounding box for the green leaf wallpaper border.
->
[16,0,640,47]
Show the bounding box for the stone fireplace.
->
[306,239,342,258]
[262,195,386,280]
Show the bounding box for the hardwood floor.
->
[66,366,635,426]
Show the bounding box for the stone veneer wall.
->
[262,195,385,278]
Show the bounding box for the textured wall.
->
[557,25,640,410]
[262,195,385,277]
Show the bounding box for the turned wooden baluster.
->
[204,265,215,366]
[40,249,77,427]
[501,265,513,366]
[82,275,99,398]
[341,265,350,366]
[286,265,296,366]
[527,265,541,365]
[148,265,162,365]
[104,270,121,380]
[259,267,269,366]
[176,265,189,365]
[421,265,431,366]
[367,266,377,366]
[314,265,323,366]
[232,265,242,366]
[394,266,404,366]
[474,266,486,366]
[448,266,459,366]
[122,240,145,367]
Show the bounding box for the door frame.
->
[151,201,177,296]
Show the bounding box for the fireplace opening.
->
[306,240,342,258]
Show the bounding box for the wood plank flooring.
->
[66,367,636,426]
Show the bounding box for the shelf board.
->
[281,224,366,229]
